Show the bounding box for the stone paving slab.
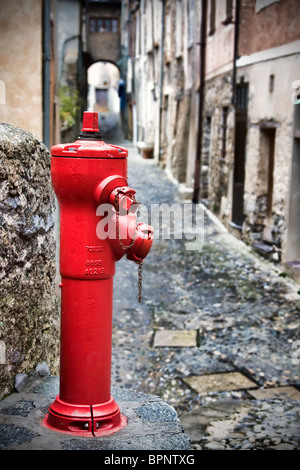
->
[183,372,257,395]
[153,329,198,347]
[248,386,300,400]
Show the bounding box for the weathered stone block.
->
[0,124,59,398]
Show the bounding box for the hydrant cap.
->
[81,112,99,132]
[50,111,128,158]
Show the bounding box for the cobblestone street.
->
[0,141,299,451]
[2,0,300,454]
[112,142,300,450]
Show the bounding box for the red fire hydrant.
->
[42,112,154,436]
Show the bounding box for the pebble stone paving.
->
[111,142,300,450]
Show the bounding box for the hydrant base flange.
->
[41,395,127,437]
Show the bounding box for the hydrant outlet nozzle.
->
[127,223,154,263]
[94,176,138,212]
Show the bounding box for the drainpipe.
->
[85,0,90,52]
[232,0,240,105]
[158,0,166,161]
[43,0,51,149]
[192,0,207,204]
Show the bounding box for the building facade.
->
[236,0,300,278]
[122,0,300,280]
[0,0,47,145]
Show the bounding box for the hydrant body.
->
[42,112,153,436]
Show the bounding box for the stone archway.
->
[87,61,124,142]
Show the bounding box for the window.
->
[187,0,195,47]
[209,0,216,35]
[221,107,229,161]
[269,74,275,93]
[89,18,119,33]
[145,1,153,53]
[95,88,108,111]
[175,0,183,58]
[258,126,276,220]
[255,0,280,13]
[111,19,118,33]
[224,0,233,24]
[236,82,249,110]
[165,11,172,62]
[135,9,141,56]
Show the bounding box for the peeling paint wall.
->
[0,0,43,141]
[239,0,300,56]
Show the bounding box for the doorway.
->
[286,103,300,275]
[87,61,123,141]
[232,82,249,227]
[258,126,276,243]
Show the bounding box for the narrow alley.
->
[0,139,299,451]
[1,0,300,455]
[112,142,300,450]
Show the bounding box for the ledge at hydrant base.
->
[41,393,127,437]
[41,411,128,438]
[0,377,191,450]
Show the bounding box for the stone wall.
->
[0,124,59,399]
[203,72,235,219]
[170,91,191,184]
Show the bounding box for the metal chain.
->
[138,259,143,303]
[114,189,144,302]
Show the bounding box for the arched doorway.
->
[87,61,124,141]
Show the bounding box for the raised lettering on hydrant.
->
[42,112,154,436]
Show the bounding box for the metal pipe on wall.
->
[232,0,240,106]
[43,0,51,149]
[192,0,207,204]
[158,0,166,161]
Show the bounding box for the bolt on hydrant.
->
[42,112,154,436]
